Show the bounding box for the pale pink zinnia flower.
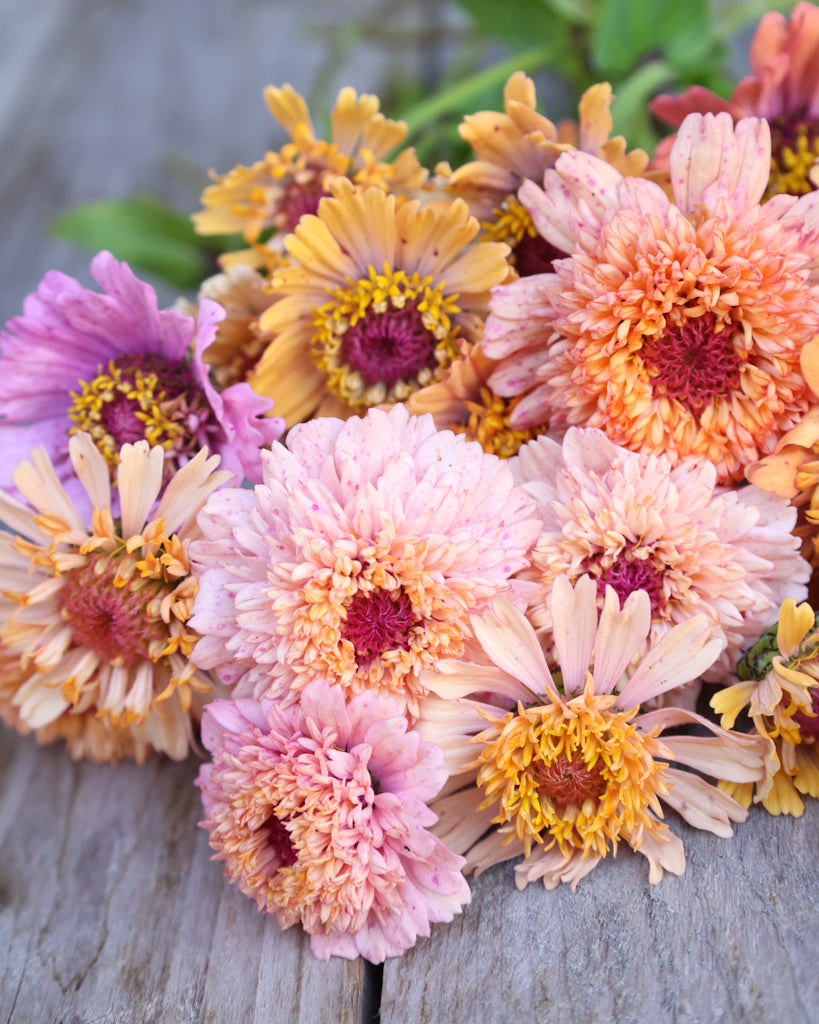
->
[650,2,819,198]
[197,679,470,962]
[483,112,819,483]
[0,433,232,762]
[515,428,809,683]
[190,405,542,718]
[0,251,284,501]
[418,577,766,890]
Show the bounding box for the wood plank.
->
[0,729,364,1024]
[381,802,819,1023]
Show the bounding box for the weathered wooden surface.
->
[1,2,818,1023]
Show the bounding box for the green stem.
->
[399,45,554,135]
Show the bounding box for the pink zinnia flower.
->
[483,112,819,483]
[650,2,819,198]
[515,428,809,683]
[197,680,470,962]
[418,577,766,890]
[190,405,541,718]
[0,251,284,499]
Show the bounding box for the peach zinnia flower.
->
[193,83,426,261]
[189,405,541,719]
[197,680,470,962]
[516,428,809,683]
[483,112,819,483]
[712,597,819,817]
[419,577,765,890]
[650,2,819,198]
[249,179,510,426]
[0,434,231,762]
[441,72,647,277]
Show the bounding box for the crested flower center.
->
[67,354,211,471]
[484,194,564,276]
[341,588,416,665]
[767,113,819,198]
[312,265,462,408]
[593,554,667,616]
[58,554,167,668]
[641,313,742,414]
[453,387,549,458]
[793,687,819,739]
[473,692,670,858]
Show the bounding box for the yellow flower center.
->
[311,263,462,408]
[483,194,562,277]
[767,118,819,198]
[67,354,210,473]
[473,687,671,859]
[452,387,548,458]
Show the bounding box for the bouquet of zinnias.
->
[4,3,819,963]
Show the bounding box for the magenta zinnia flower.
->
[197,679,470,962]
[0,251,284,498]
[515,428,809,683]
[418,577,766,890]
[190,405,541,718]
[483,113,819,483]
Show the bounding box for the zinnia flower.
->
[650,2,819,198]
[197,679,470,962]
[418,576,766,890]
[441,73,648,276]
[0,251,284,499]
[189,405,541,719]
[516,428,809,683]
[248,179,511,426]
[483,112,819,483]
[192,83,427,262]
[712,597,819,817]
[0,433,232,762]
[405,342,549,458]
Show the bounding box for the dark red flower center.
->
[279,174,327,231]
[513,233,564,277]
[532,753,607,812]
[341,588,416,665]
[340,302,439,389]
[263,812,298,867]
[642,312,742,414]
[769,111,819,196]
[794,688,819,739]
[58,556,164,667]
[593,555,667,616]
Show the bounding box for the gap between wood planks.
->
[361,961,383,1024]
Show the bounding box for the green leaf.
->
[590,0,711,77]
[51,198,215,290]
[453,0,555,48]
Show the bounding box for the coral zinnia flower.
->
[516,428,809,683]
[0,434,232,762]
[483,112,819,483]
[0,251,284,499]
[249,179,510,426]
[197,680,470,962]
[650,2,819,198]
[712,597,819,817]
[441,73,648,277]
[189,405,541,719]
[193,83,426,256]
[418,577,765,889]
